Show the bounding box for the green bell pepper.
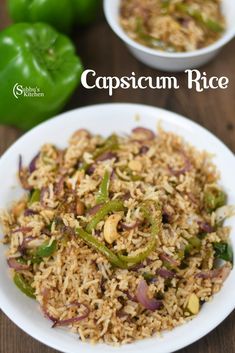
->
[0,23,83,130]
[7,0,74,34]
[71,0,103,26]
[8,0,102,31]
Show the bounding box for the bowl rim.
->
[103,0,235,59]
[0,103,235,353]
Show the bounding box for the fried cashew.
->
[103,213,122,244]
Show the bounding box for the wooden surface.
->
[0,0,235,352]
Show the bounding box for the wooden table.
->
[0,1,235,352]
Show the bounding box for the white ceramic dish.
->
[0,103,235,353]
[104,0,235,72]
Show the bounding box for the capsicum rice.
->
[1,127,234,344]
[120,0,225,52]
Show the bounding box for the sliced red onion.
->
[29,153,39,173]
[40,187,51,208]
[136,279,163,311]
[18,155,32,190]
[12,227,33,234]
[195,264,231,282]
[195,272,211,279]
[96,151,117,162]
[24,209,39,217]
[132,127,155,141]
[157,268,175,279]
[122,192,131,201]
[87,204,103,216]
[168,151,191,177]
[159,253,179,267]
[139,146,149,155]
[7,258,30,271]
[198,221,213,234]
[54,176,65,196]
[120,221,139,230]
[52,302,90,327]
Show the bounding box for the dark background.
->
[0,0,235,352]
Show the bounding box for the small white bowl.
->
[0,103,235,353]
[104,0,235,72]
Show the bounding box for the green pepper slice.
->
[29,189,40,205]
[93,134,119,160]
[135,17,176,52]
[96,170,110,204]
[204,186,227,212]
[80,135,119,173]
[176,3,224,33]
[76,228,127,269]
[118,203,161,265]
[213,242,233,263]
[13,273,36,299]
[35,239,57,258]
[86,200,125,233]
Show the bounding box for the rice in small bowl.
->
[104,0,235,71]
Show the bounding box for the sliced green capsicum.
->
[13,273,36,299]
[96,170,110,204]
[76,228,127,269]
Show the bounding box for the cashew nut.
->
[128,160,142,172]
[103,213,122,244]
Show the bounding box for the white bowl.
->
[0,103,235,353]
[104,0,235,71]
